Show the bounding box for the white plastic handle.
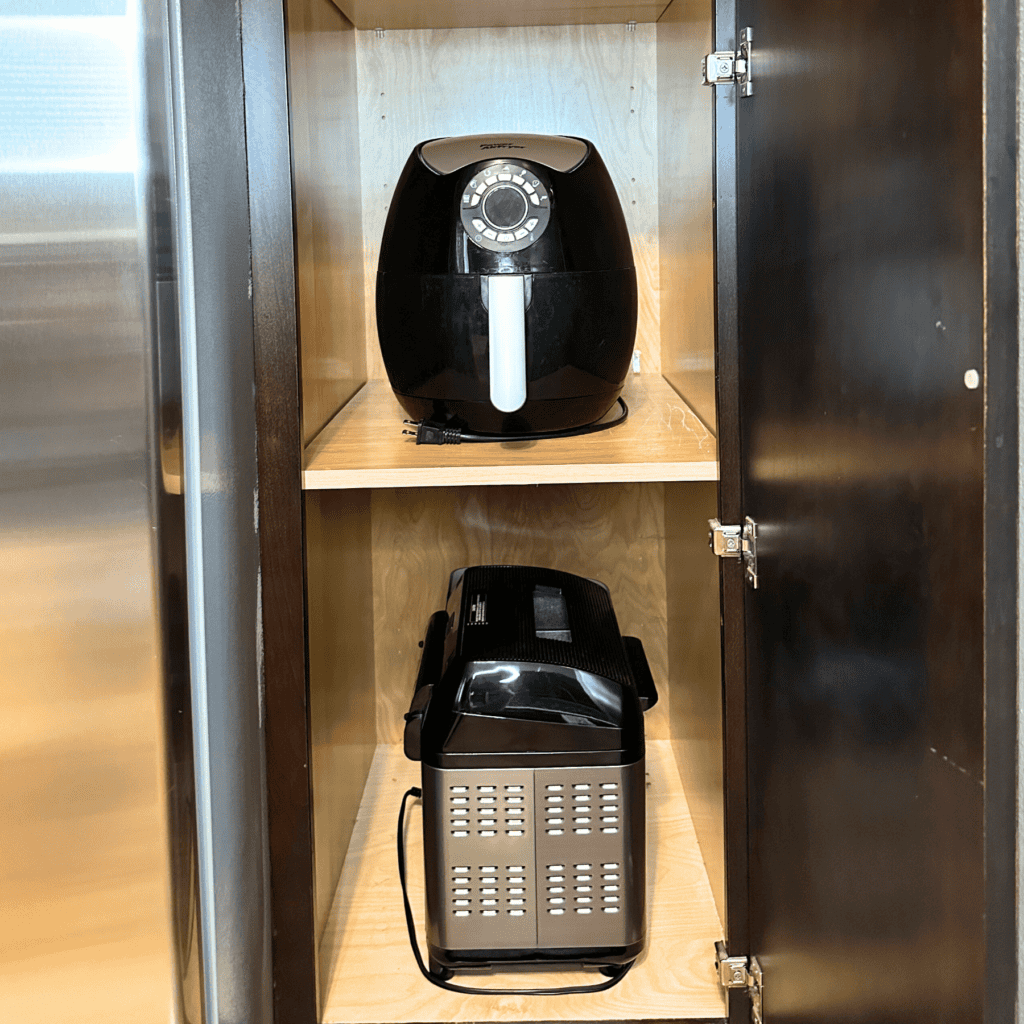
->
[486,275,527,413]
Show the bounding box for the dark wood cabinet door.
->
[715,1,1018,1022]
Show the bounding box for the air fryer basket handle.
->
[622,635,658,713]
[486,274,527,413]
[404,609,448,761]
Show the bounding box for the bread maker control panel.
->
[460,162,552,253]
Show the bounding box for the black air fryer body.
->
[377,135,638,434]
[404,566,658,973]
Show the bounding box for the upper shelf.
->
[329,0,669,31]
[302,374,718,490]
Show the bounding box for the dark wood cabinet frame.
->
[236,1,1019,1022]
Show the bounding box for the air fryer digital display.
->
[459,162,552,253]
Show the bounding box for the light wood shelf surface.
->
[303,374,718,490]
[319,740,726,1023]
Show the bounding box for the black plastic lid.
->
[419,566,646,768]
[454,661,623,728]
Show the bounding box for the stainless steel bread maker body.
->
[404,565,658,973]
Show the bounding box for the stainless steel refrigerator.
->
[1,3,270,1022]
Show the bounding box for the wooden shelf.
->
[303,375,718,490]
[319,740,726,1023]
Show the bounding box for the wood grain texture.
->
[664,368,717,436]
[246,2,322,1017]
[289,0,367,444]
[657,1,716,433]
[319,741,725,1021]
[305,490,378,966]
[355,22,659,379]
[370,481,670,742]
[331,0,668,31]
[303,374,718,488]
[664,480,725,926]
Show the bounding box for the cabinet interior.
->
[287,0,725,1019]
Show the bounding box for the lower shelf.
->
[319,740,726,1023]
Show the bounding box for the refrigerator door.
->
[0,4,200,1020]
[0,3,269,1023]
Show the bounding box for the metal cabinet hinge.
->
[715,942,764,1024]
[702,27,754,96]
[709,516,759,589]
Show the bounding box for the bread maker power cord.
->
[398,787,634,995]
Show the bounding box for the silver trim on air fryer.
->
[460,161,552,255]
[420,133,589,174]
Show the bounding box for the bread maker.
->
[403,565,658,976]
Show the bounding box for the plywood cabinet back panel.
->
[355,23,659,380]
[288,0,368,444]
[371,483,670,743]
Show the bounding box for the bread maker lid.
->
[420,133,589,175]
[453,661,624,729]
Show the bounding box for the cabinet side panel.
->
[657,1,716,433]
[371,483,669,742]
[288,0,367,444]
[665,480,724,924]
[356,23,659,379]
[305,490,377,965]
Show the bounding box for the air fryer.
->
[403,565,658,978]
[377,134,638,435]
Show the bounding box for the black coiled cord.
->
[402,397,629,445]
[398,787,634,996]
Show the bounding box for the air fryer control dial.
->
[484,186,529,229]
[460,163,551,253]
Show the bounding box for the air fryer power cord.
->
[402,397,628,445]
[398,787,634,995]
